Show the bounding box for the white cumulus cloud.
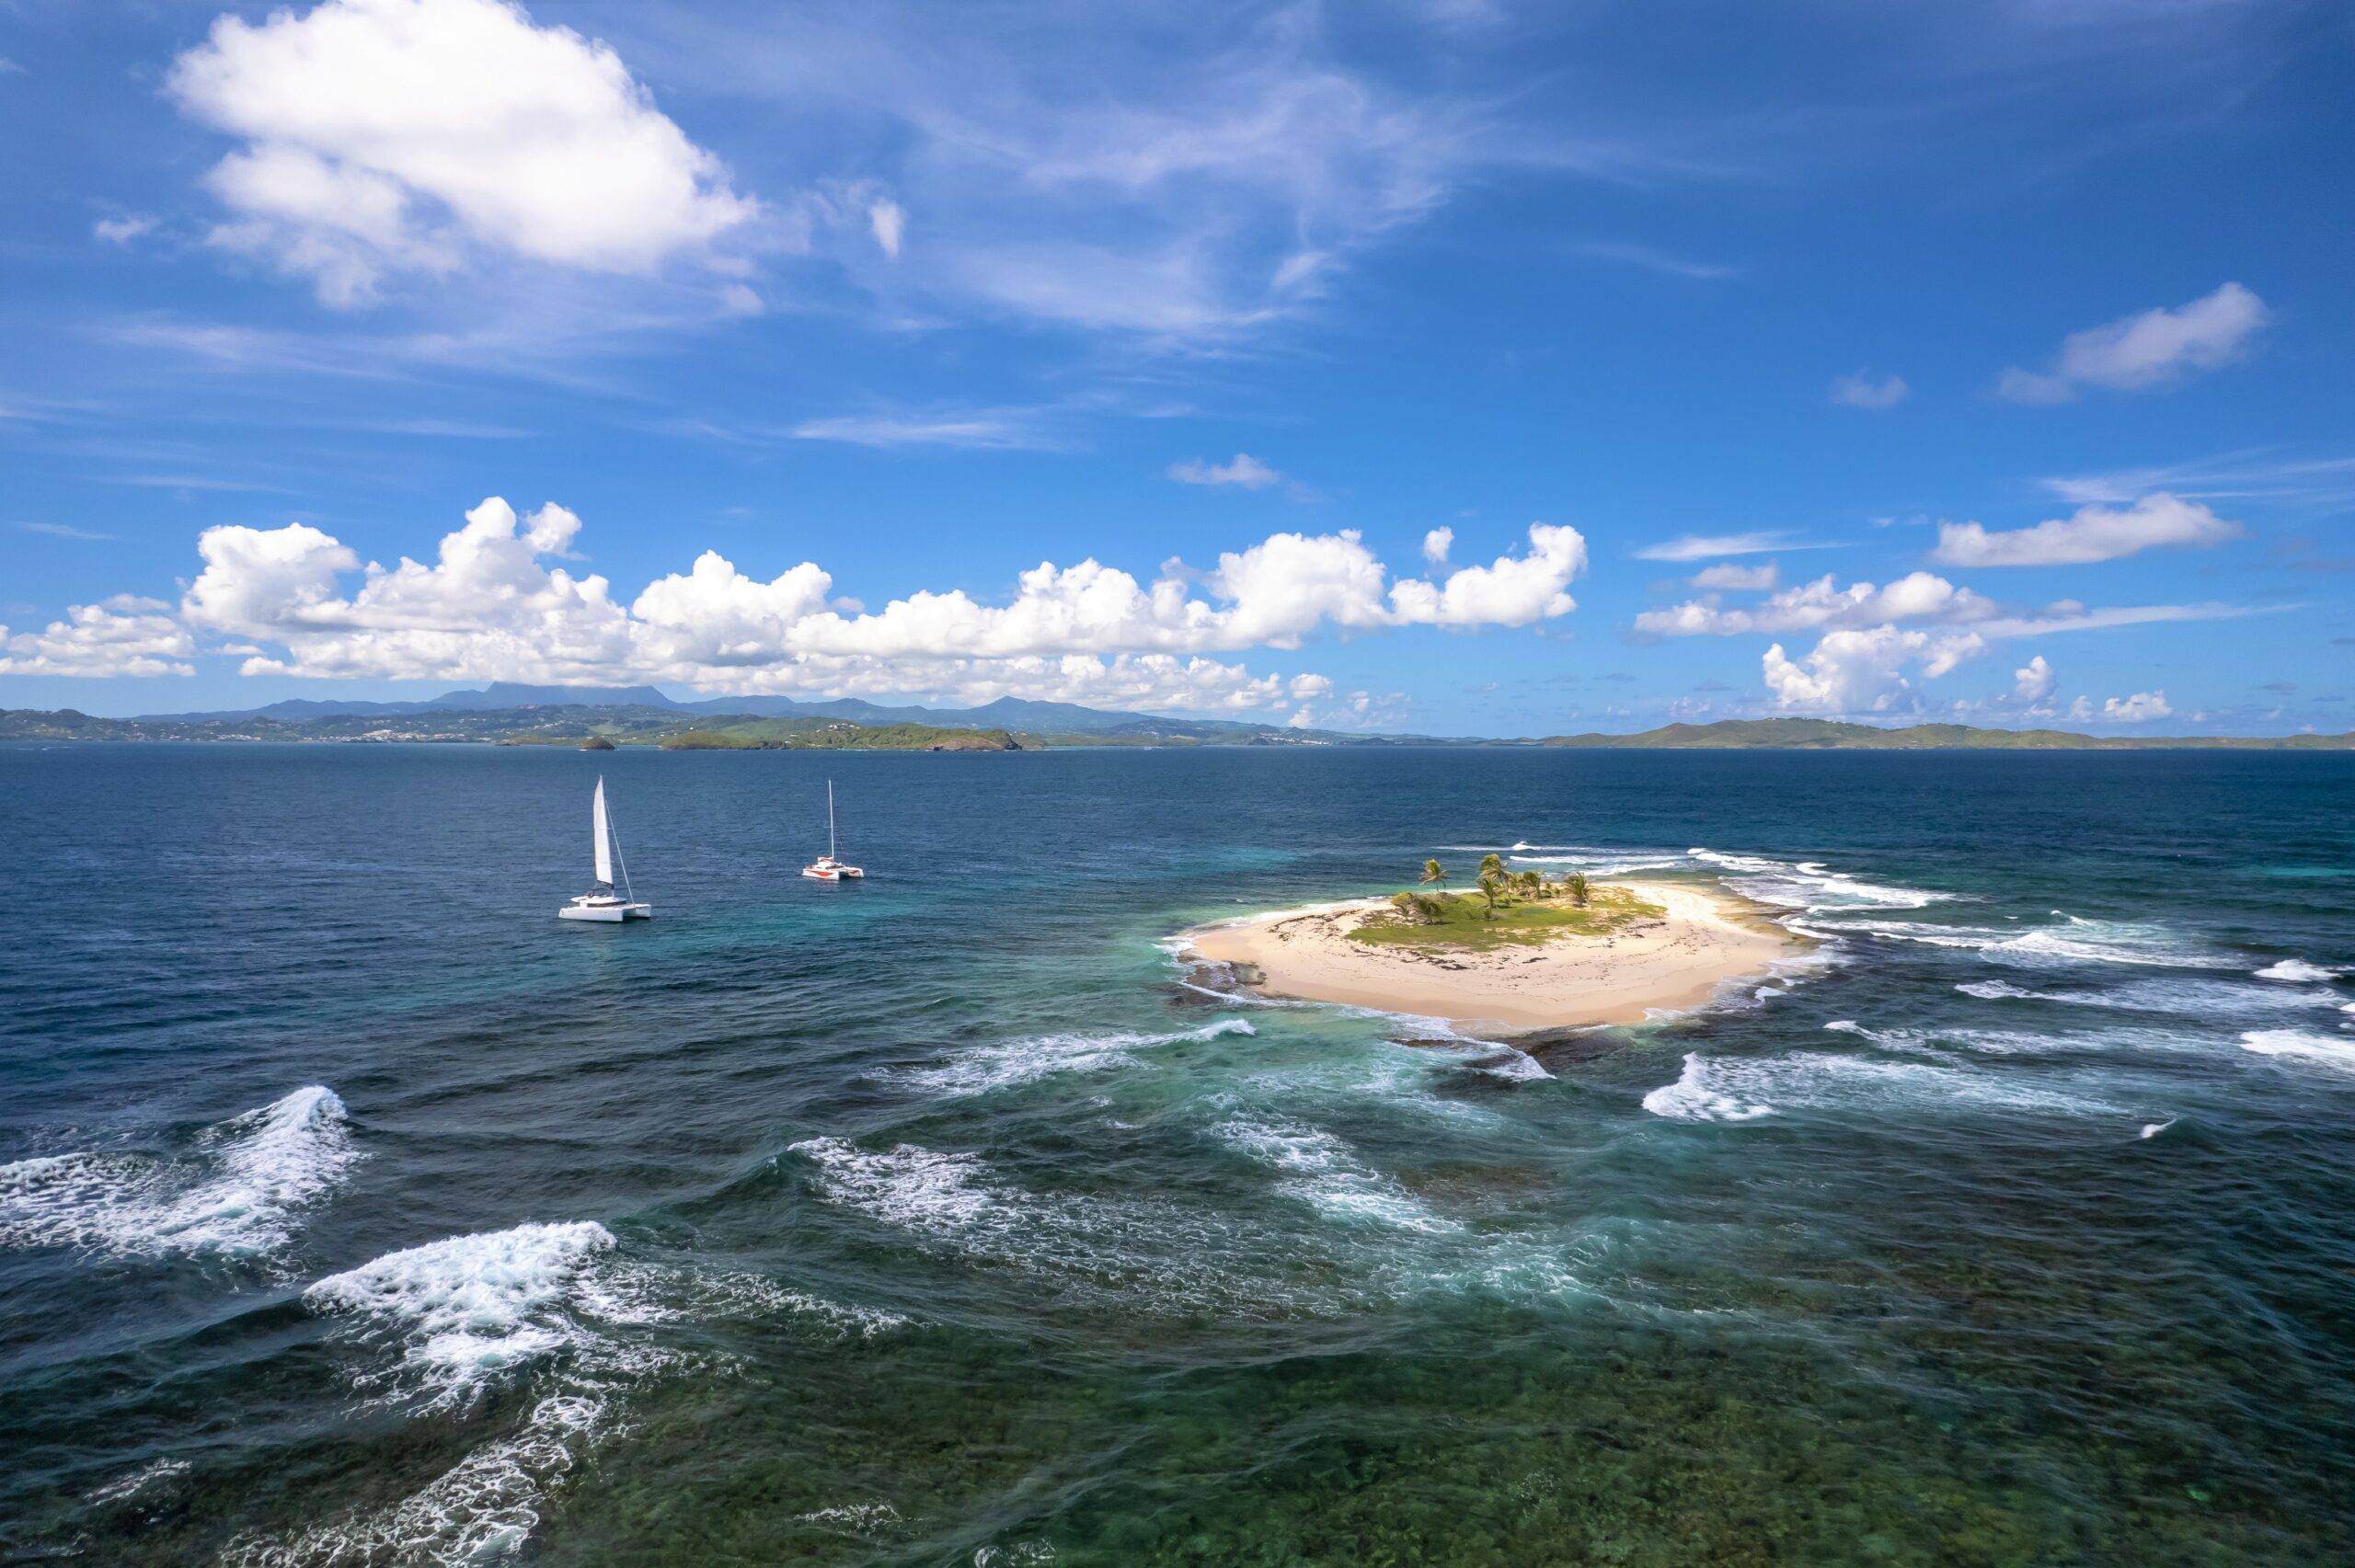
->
[1828,371,1909,410]
[0,597,198,678]
[43,498,1586,711]
[1167,452,1281,489]
[1421,527,1453,566]
[1996,283,2269,404]
[1932,493,2238,567]
[2102,690,2173,723]
[93,214,159,246]
[1688,561,1777,591]
[2014,654,2053,703]
[1636,571,1994,637]
[166,0,755,305]
[1761,626,1987,713]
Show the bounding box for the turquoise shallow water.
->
[3,744,2352,1563]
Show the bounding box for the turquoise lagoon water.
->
[1,744,2351,1563]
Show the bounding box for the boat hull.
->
[559,901,651,921]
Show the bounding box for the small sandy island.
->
[1181,880,1804,1036]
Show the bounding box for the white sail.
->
[592,778,614,886]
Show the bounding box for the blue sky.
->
[1,0,2349,735]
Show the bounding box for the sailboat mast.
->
[828,780,837,860]
[611,815,636,902]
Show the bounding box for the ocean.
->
[3,743,2351,1563]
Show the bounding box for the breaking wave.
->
[250,1219,899,1565]
[2239,1030,2355,1071]
[2255,958,2339,983]
[1833,914,2228,973]
[1642,1054,1775,1122]
[1214,1119,1460,1233]
[1688,849,1946,912]
[304,1220,621,1402]
[905,1018,1254,1096]
[1642,1047,2126,1123]
[788,1136,1340,1314]
[0,1086,356,1260]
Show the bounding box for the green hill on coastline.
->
[1538,718,2355,750]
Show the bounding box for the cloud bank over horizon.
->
[3,498,1589,720]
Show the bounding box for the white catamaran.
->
[559,777,652,921]
[801,780,865,881]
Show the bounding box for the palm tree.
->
[1477,871,1505,919]
[1566,871,1591,908]
[1516,870,1542,899]
[1420,858,1447,888]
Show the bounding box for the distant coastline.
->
[4,684,2351,750]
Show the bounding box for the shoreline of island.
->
[1178,879,1808,1036]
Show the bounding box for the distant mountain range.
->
[6,689,2349,750]
[133,681,1274,738]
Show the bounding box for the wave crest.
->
[0,1086,355,1260]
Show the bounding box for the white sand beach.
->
[1182,881,1804,1035]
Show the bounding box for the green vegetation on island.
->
[1351,854,1660,950]
[651,721,1020,751]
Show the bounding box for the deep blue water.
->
[3,743,2352,1563]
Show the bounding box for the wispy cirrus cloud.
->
[19,522,117,542]
[1573,241,1740,281]
[788,408,1062,451]
[1633,531,1836,562]
[2039,451,2355,509]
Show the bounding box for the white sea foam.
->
[1215,1119,1458,1233]
[0,1086,356,1259]
[1642,1054,1775,1122]
[2255,958,2339,983]
[791,1136,1322,1314]
[798,1502,902,1530]
[1987,918,2225,972]
[1645,1048,2120,1122]
[2140,1118,2177,1139]
[304,1221,618,1397]
[1821,911,2231,977]
[86,1458,190,1508]
[1688,848,1944,912]
[1957,979,2049,1001]
[906,1019,1254,1096]
[259,1219,895,1564]
[791,1139,1002,1234]
[2238,1029,2355,1070]
[223,1389,608,1568]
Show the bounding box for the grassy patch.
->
[1348,885,1664,951]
